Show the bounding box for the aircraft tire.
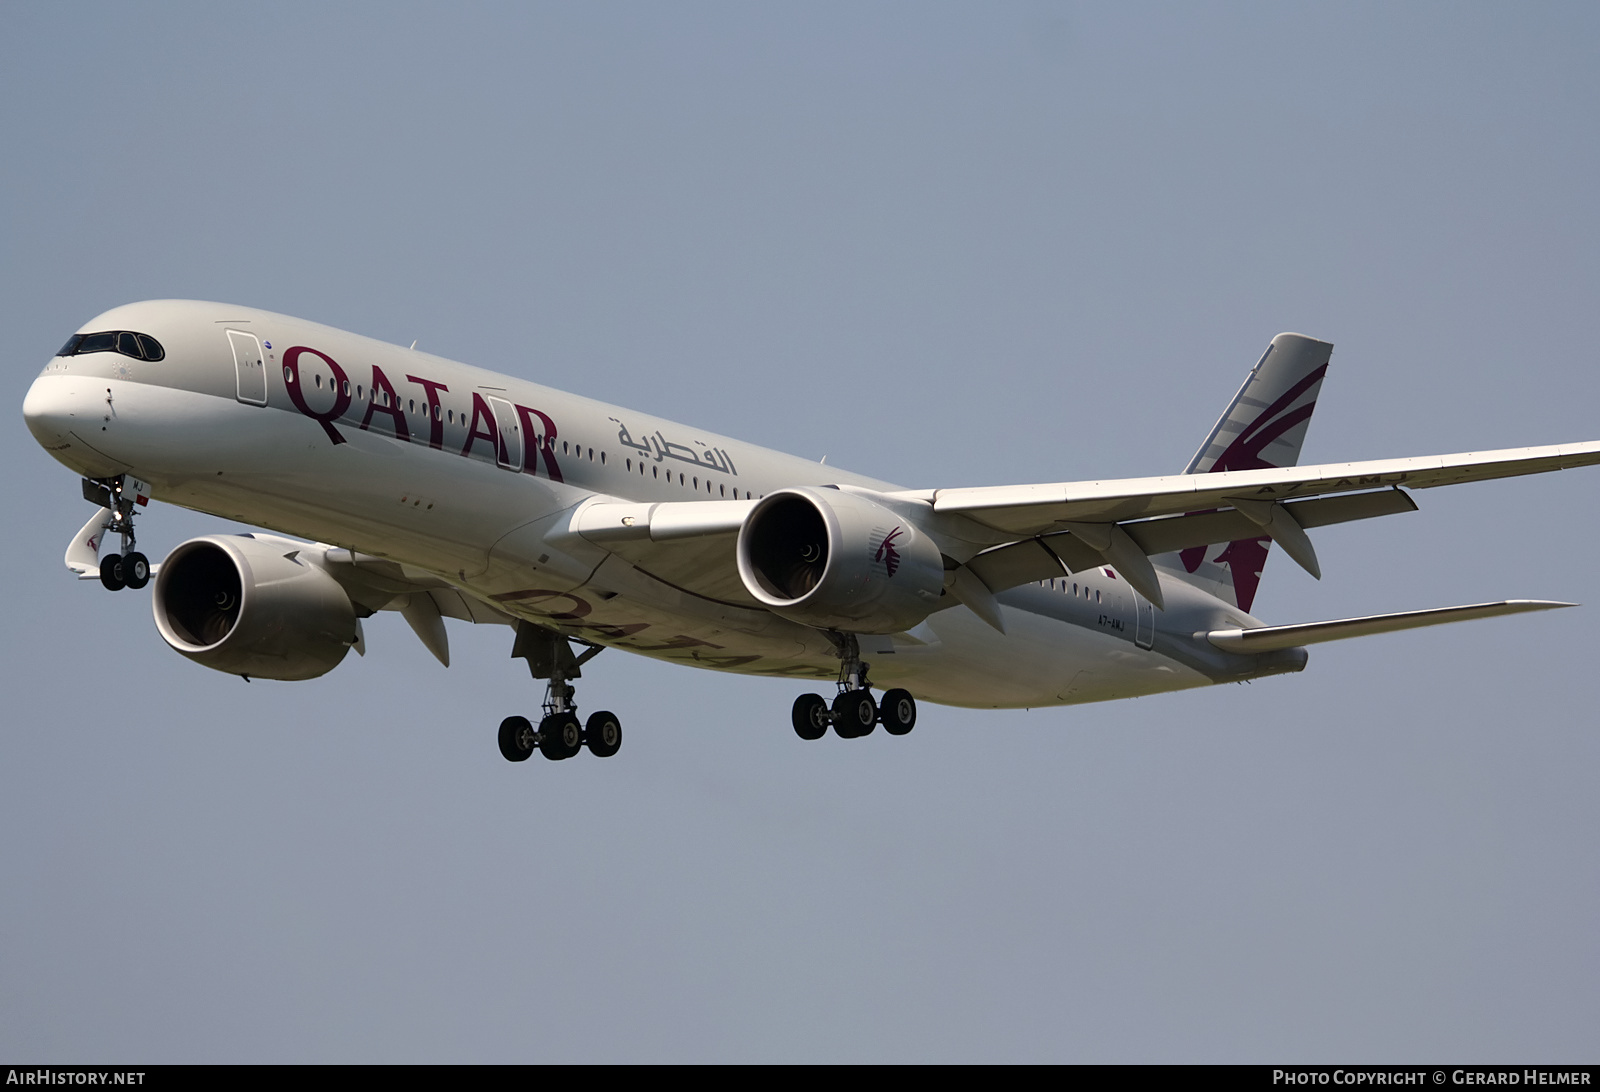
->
[123,551,150,590]
[498,716,536,762]
[832,690,877,738]
[792,694,828,740]
[99,554,125,592]
[585,711,622,758]
[880,689,916,735]
[540,713,582,760]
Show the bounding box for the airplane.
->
[22,300,1600,763]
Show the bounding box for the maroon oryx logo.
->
[875,526,904,577]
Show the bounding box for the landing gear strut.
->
[497,621,623,763]
[83,475,150,591]
[790,632,917,741]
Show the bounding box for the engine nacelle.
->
[152,535,358,680]
[736,488,944,634]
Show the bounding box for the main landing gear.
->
[83,475,150,591]
[497,705,623,763]
[791,633,917,742]
[498,621,622,763]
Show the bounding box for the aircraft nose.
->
[24,372,95,451]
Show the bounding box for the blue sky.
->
[3,3,1597,1061]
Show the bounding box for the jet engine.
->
[736,488,944,634]
[152,535,358,680]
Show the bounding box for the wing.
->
[905,441,1600,608]
[561,441,1600,620]
[316,546,519,665]
[912,441,1600,532]
[567,498,762,607]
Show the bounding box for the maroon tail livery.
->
[1160,334,1332,612]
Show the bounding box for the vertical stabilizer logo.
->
[1181,361,1327,612]
[875,527,904,577]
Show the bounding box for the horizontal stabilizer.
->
[1205,599,1574,653]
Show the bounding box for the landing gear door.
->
[228,330,267,406]
[488,395,523,471]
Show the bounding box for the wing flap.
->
[963,488,1418,596]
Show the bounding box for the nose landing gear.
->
[76,475,152,591]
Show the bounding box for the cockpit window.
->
[56,330,164,362]
[72,332,117,355]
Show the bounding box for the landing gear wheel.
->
[585,711,622,758]
[880,689,916,735]
[832,690,877,738]
[99,554,125,591]
[498,715,536,762]
[792,693,829,741]
[122,551,150,590]
[540,712,582,760]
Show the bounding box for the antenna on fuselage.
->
[409,340,418,350]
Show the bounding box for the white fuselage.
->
[24,300,1291,707]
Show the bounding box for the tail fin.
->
[1154,333,1332,612]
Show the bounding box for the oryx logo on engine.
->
[874,526,904,577]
